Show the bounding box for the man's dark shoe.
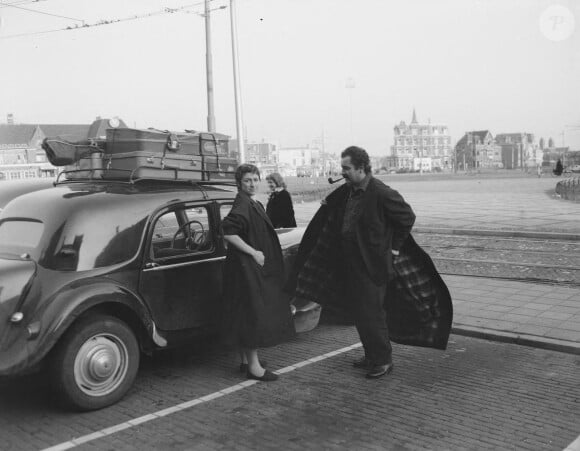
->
[365,363,394,379]
[352,356,373,369]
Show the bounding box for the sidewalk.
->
[445,275,580,355]
[293,175,580,354]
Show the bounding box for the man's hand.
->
[391,249,400,257]
[253,250,265,266]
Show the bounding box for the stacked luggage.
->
[43,124,237,183]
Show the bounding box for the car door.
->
[139,201,225,331]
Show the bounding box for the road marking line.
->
[41,342,362,451]
[564,433,580,451]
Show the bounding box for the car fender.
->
[23,279,155,371]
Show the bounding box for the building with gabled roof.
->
[454,130,502,170]
[0,119,94,180]
[388,108,452,172]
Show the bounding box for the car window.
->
[41,209,148,271]
[0,219,44,250]
[151,205,214,260]
[219,203,233,220]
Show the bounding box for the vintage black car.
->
[0,179,312,410]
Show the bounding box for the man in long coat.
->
[288,146,453,378]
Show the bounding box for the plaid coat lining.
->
[291,205,453,350]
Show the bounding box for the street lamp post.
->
[230,0,245,164]
[204,0,216,132]
[345,77,355,143]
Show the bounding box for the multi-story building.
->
[228,139,279,166]
[495,133,538,170]
[277,146,312,170]
[454,130,502,170]
[0,121,92,180]
[387,109,452,171]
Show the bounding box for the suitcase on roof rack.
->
[100,151,237,182]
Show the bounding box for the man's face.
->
[240,172,260,196]
[341,156,366,184]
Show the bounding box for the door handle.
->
[145,262,159,269]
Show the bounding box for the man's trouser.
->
[342,240,392,365]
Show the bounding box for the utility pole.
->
[345,78,355,143]
[204,0,216,132]
[230,0,245,163]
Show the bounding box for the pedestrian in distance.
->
[221,164,295,382]
[265,172,297,228]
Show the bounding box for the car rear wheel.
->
[50,314,140,411]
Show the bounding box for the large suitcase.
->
[106,128,230,156]
[101,151,237,182]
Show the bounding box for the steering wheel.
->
[171,220,206,251]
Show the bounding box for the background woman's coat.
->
[222,192,295,348]
[266,189,297,228]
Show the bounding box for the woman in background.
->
[265,172,297,228]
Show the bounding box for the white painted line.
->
[70,432,105,445]
[40,341,362,451]
[564,433,580,451]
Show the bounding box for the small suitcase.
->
[42,138,105,166]
[64,151,105,180]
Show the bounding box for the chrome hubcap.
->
[74,334,129,397]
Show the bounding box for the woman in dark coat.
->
[222,164,295,382]
[265,172,297,228]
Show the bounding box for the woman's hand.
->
[253,250,265,266]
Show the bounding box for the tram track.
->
[413,230,580,287]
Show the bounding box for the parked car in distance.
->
[0,179,314,411]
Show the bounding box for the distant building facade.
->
[0,117,126,180]
[495,133,539,170]
[387,109,452,171]
[454,130,502,170]
[0,123,88,180]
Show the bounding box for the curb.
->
[414,226,580,241]
[452,325,580,355]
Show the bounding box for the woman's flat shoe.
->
[239,360,267,373]
[247,369,278,382]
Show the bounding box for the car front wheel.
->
[50,314,140,411]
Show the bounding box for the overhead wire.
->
[0,1,84,22]
[0,0,226,40]
[0,0,47,8]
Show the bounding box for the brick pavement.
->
[292,175,580,354]
[45,327,580,451]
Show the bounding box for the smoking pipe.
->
[327,176,344,184]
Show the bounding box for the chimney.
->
[7,113,14,125]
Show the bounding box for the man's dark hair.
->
[341,146,371,174]
[234,163,261,189]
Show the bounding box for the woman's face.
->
[240,172,260,196]
[266,179,276,192]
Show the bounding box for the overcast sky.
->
[1,0,579,155]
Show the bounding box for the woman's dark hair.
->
[234,164,261,189]
[265,172,286,189]
[341,146,371,174]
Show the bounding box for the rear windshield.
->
[0,219,44,251]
